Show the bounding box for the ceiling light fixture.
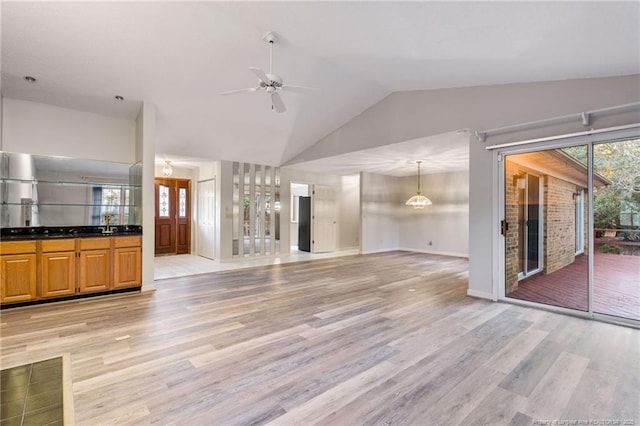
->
[114,95,124,101]
[162,161,173,177]
[24,76,37,83]
[405,161,432,209]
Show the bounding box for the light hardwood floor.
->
[1,252,638,425]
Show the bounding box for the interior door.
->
[311,185,336,253]
[298,196,311,252]
[197,179,216,259]
[155,179,176,255]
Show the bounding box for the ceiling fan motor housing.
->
[261,73,283,88]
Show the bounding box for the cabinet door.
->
[41,251,76,297]
[113,247,142,288]
[78,249,111,292]
[1,254,37,303]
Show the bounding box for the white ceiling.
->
[284,131,469,177]
[2,1,639,174]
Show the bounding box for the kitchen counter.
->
[0,225,142,241]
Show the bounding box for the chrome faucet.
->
[100,214,116,234]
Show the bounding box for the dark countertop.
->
[1,225,142,241]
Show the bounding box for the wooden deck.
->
[508,253,640,320]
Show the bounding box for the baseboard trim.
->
[467,288,495,300]
[398,247,469,258]
[360,247,400,255]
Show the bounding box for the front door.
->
[155,178,191,255]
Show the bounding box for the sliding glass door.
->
[504,147,589,311]
[592,139,640,321]
[503,136,639,323]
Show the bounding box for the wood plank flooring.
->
[1,251,639,425]
[508,253,640,320]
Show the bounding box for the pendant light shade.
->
[162,160,173,177]
[406,161,432,209]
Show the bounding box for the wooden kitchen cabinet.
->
[113,236,142,289]
[40,239,77,298]
[1,235,142,306]
[0,241,37,303]
[78,238,111,293]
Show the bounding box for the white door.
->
[311,185,336,253]
[197,179,215,259]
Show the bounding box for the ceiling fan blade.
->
[248,67,270,84]
[281,85,319,93]
[271,92,286,113]
[220,87,259,96]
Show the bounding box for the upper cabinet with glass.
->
[0,151,142,227]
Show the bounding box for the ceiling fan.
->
[220,32,317,113]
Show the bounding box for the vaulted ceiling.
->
[2,1,639,169]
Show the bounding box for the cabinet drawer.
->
[78,237,111,250]
[113,235,142,248]
[41,239,76,252]
[0,241,37,255]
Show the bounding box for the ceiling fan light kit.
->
[220,31,317,113]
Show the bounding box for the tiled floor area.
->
[0,357,63,426]
[154,247,360,280]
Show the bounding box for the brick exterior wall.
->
[543,175,576,274]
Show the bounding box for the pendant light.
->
[405,161,432,209]
[162,160,173,177]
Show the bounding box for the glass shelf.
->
[1,151,142,228]
[1,202,138,207]
[0,178,141,188]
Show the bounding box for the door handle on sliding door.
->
[501,220,509,235]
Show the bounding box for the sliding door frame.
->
[515,171,544,280]
[495,126,640,327]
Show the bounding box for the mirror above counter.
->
[1,151,142,228]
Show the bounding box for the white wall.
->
[360,172,401,254]
[289,75,640,300]
[280,168,360,253]
[2,98,136,163]
[398,171,469,257]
